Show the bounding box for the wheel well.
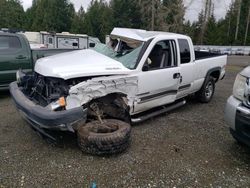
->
[87,93,130,122]
[209,70,220,82]
[91,93,128,104]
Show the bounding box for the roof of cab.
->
[110,27,189,42]
[0,32,24,37]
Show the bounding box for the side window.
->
[48,37,53,44]
[178,39,191,64]
[0,36,21,51]
[72,42,78,47]
[143,40,177,71]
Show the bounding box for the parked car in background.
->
[200,48,209,52]
[235,48,244,56]
[210,48,221,54]
[225,66,250,146]
[0,32,78,89]
[221,48,232,55]
[10,28,227,155]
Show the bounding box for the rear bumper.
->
[9,81,87,132]
[225,96,250,146]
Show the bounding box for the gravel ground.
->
[1,56,250,187]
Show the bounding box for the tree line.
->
[0,0,250,45]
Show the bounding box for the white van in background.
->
[23,31,99,49]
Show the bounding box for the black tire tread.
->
[196,76,215,103]
[77,119,131,155]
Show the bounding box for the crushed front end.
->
[10,71,87,133]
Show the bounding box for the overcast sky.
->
[21,0,233,22]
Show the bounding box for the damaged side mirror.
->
[142,64,149,72]
[89,43,96,48]
[142,58,151,71]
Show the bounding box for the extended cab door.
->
[134,40,181,113]
[0,35,32,87]
[176,38,195,98]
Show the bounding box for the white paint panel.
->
[134,67,180,113]
[35,49,131,79]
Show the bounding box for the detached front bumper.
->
[9,82,87,133]
[225,96,250,146]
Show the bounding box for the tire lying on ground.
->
[77,119,131,155]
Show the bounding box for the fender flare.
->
[204,66,221,83]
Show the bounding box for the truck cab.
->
[107,28,225,114]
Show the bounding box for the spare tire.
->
[77,119,131,155]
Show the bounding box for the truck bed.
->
[195,51,224,60]
[195,54,227,82]
[32,49,79,63]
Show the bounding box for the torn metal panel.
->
[66,76,138,110]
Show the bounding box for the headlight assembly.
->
[233,74,247,101]
[16,70,25,83]
[47,97,66,111]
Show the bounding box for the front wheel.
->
[196,76,215,103]
[77,119,131,155]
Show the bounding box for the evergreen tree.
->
[83,0,112,42]
[0,0,25,30]
[220,0,250,45]
[216,18,230,45]
[160,0,185,32]
[192,10,205,44]
[139,0,162,30]
[183,20,195,39]
[70,6,85,34]
[110,0,143,29]
[28,0,75,32]
[2,0,250,46]
[235,0,250,45]
[203,14,218,45]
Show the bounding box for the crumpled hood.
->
[35,49,131,80]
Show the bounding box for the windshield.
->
[93,42,143,69]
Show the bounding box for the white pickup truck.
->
[10,28,227,154]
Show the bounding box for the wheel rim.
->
[90,123,119,134]
[205,82,213,99]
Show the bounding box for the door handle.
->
[173,73,181,79]
[16,55,27,60]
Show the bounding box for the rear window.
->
[178,39,191,64]
[0,36,21,50]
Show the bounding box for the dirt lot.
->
[1,56,250,187]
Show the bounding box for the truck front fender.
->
[65,76,138,110]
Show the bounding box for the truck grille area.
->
[244,78,250,108]
[243,95,250,108]
[236,110,250,139]
[21,73,69,107]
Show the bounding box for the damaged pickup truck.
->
[10,28,227,155]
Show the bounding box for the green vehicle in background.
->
[0,32,77,90]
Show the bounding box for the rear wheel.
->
[196,76,215,103]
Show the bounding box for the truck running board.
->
[131,100,186,123]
